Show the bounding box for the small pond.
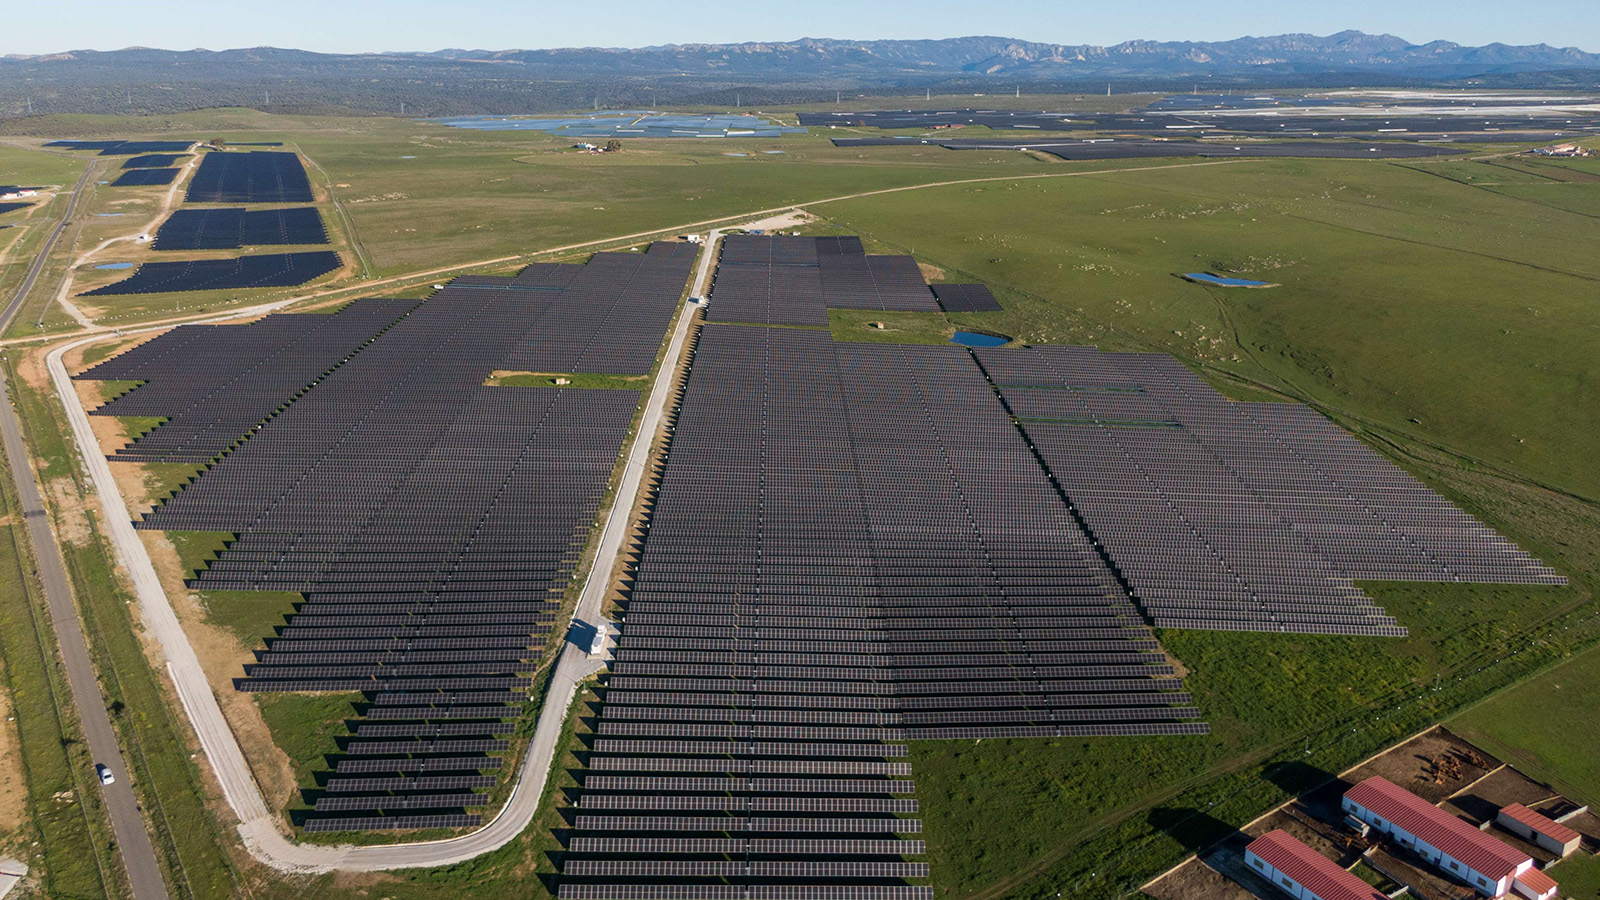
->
[94,262,135,270]
[950,331,1010,348]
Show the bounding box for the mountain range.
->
[2,32,1597,120]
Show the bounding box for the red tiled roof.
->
[1500,803,1581,845]
[1514,866,1559,898]
[1245,830,1387,900]
[1346,777,1530,881]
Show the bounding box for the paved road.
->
[1,164,172,900]
[44,231,718,872]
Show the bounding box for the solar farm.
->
[79,251,343,295]
[151,207,328,250]
[184,150,315,203]
[109,168,182,186]
[8,88,1597,900]
[77,242,697,832]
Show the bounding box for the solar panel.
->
[123,154,187,169]
[78,243,697,832]
[79,252,342,295]
[111,169,181,187]
[152,207,328,250]
[185,151,313,203]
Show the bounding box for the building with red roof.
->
[1497,802,1582,858]
[1244,830,1387,900]
[1343,776,1548,898]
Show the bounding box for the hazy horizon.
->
[3,0,1595,58]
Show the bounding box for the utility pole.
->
[926,87,930,101]
[400,100,405,116]
[1015,85,1020,98]
[836,90,841,105]
[264,89,270,105]
[1106,83,1111,97]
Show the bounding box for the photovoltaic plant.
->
[976,346,1565,634]
[152,207,329,250]
[556,236,1562,900]
[77,242,698,832]
[185,151,314,203]
[123,154,188,169]
[80,251,343,295]
[45,139,197,154]
[110,168,181,187]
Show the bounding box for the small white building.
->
[1497,803,1582,858]
[1343,777,1557,899]
[1243,830,1387,900]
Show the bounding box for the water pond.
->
[1182,272,1276,288]
[950,331,1010,348]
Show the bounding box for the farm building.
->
[1343,777,1557,899]
[1243,830,1387,900]
[1496,803,1582,858]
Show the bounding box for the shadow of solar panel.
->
[111,168,181,187]
[185,151,313,202]
[123,154,186,169]
[152,207,329,250]
[80,251,342,295]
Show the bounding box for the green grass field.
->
[1451,642,1600,805]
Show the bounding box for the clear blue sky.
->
[3,0,1595,56]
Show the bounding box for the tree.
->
[604,140,623,153]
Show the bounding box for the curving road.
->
[1,163,172,899]
[44,232,715,873]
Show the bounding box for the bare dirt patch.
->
[134,508,300,812]
[1342,726,1501,805]
[916,261,946,282]
[0,679,28,838]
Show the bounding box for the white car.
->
[95,764,115,786]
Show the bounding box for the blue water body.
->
[94,262,135,270]
[724,152,748,157]
[400,155,417,159]
[950,331,1009,348]
[1182,272,1275,288]
[764,150,786,154]
[432,112,805,139]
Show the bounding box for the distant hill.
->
[2,32,1598,120]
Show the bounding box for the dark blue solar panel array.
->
[975,346,1565,635]
[79,242,696,832]
[185,151,314,203]
[152,207,329,250]
[45,140,196,154]
[80,251,343,295]
[560,235,1565,898]
[561,238,1207,900]
[706,235,939,327]
[123,154,187,169]
[0,203,30,216]
[111,168,181,187]
[77,299,418,464]
[929,283,1001,313]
